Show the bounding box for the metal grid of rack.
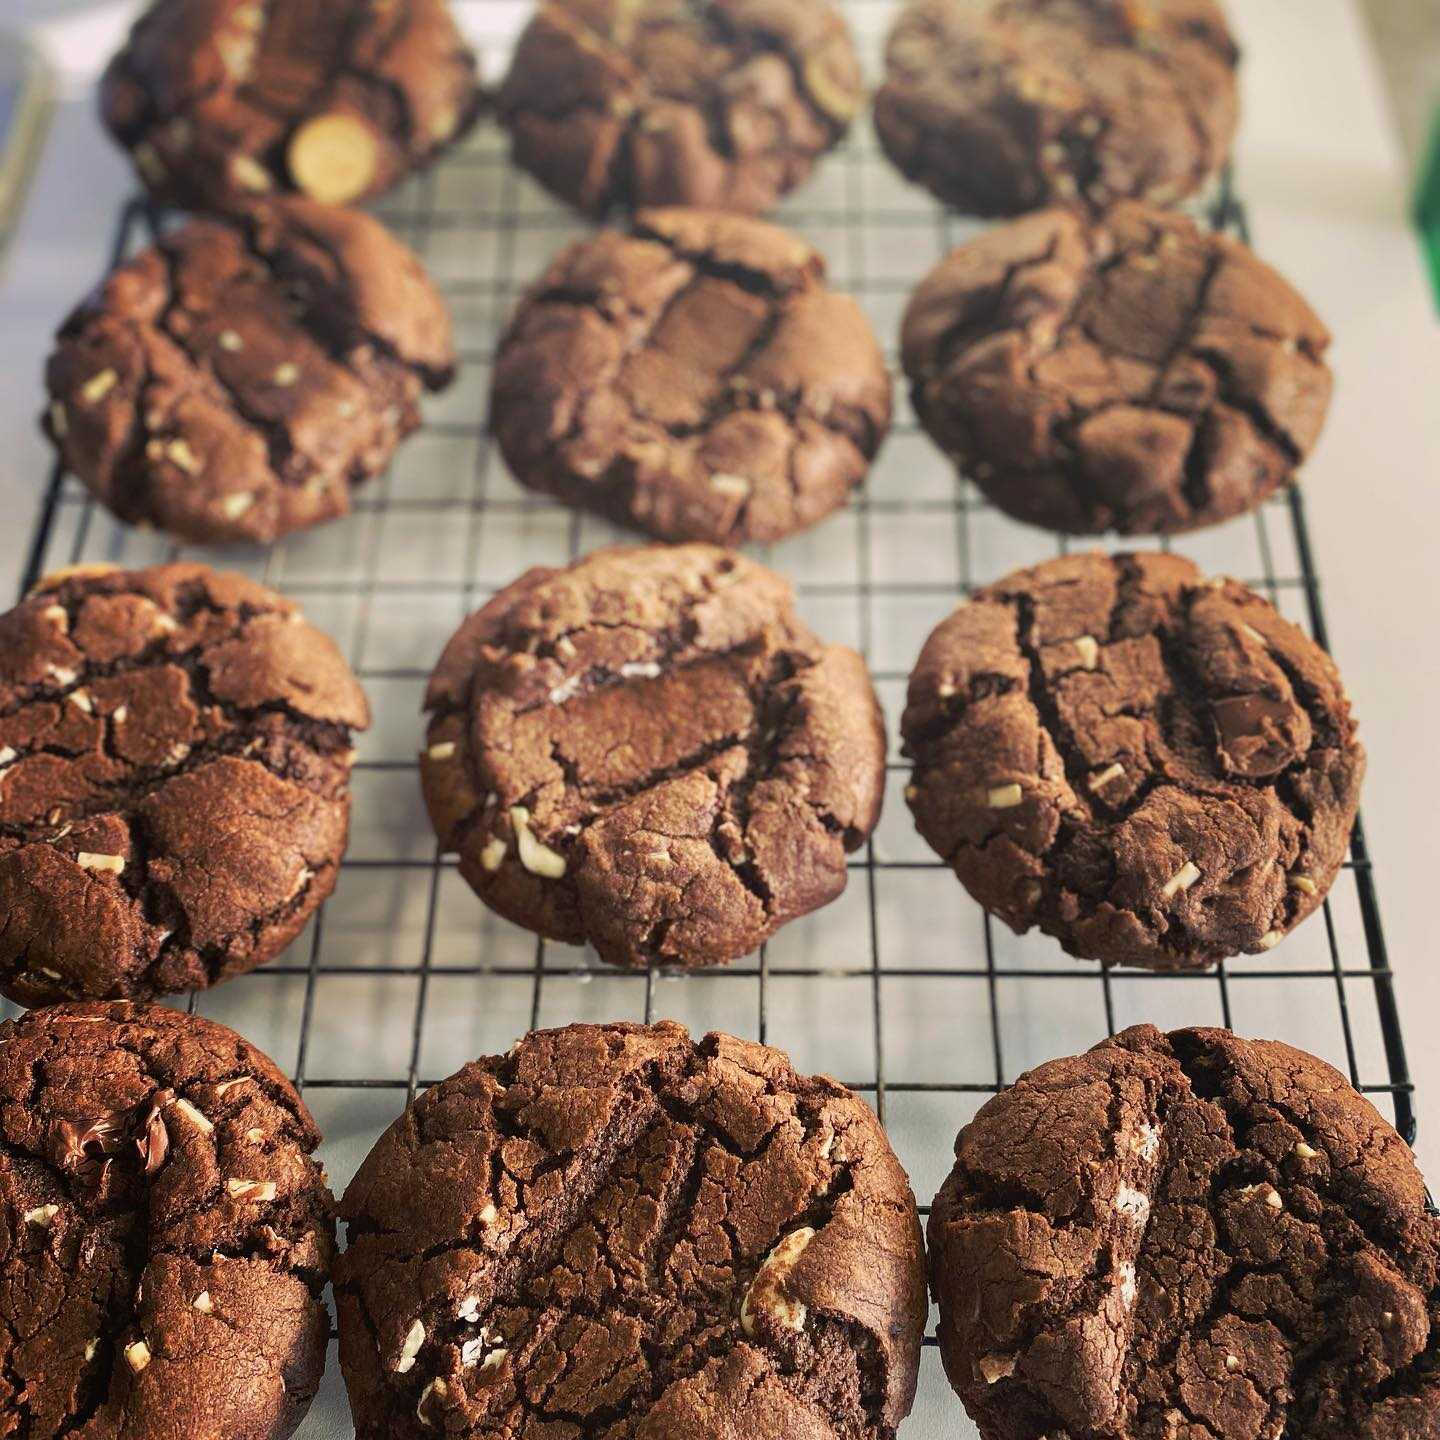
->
[5,5,1417,1434]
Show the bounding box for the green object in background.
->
[1420,102,1440,310]
[0,35,53,275]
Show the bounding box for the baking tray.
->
[4,3,1417,1435]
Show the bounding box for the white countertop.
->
[2,0,1438,1176]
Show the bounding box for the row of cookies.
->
[4,1004,1434,1438]
[0,543,1361,1000]
[99,0,1238,224]
[41,191,1333,549]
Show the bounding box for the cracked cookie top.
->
[491,209,893,547]
[0,562,370,1005]
[875,0,1239,217]
[43,198,456,547]
[421,543,886,970]
[0,1001,334,1440]
[495,0,863,217]
[101,0,483,212]
[335,1020,927,1440]
[929,1024,1440,1440]
[900,552,1363,971]
[901,202,1333,536]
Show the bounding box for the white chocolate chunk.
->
[1114,1184,1150,1225]
[1089,762,1126,792]
[1293,1141,1319,1160]
[49,401,68,438]
[1225,1353,1241,1372]
[230,154,273,192]
[416,1377,447,1423]
[457,1296,482,1323]
[478,1202,499,1227]
[1117,1261,1138,1307]
[113,706,128,724]
[983,783,1024,810]
[288,113,380,205]
[978,1353,1016,1384]
[218,330,244,352]
[740,1226,814,1336]
[166,438,203,474]
[619,662,661,679]
[1161,861,1201,900]
[69,689,93,713]
[1289,874,1318,896]
[426,741,457,761]
[84,1339,99,1362]
[226,1178,277,1202]
[272,363,300,387]
[710,473,752,498]
[220,493,255,520]
[125,1340,151,1373]
[480,837,508,872]
[193,1291,214,1313]
[396,1319,425,1374]
[77,852,125,875]
[1257,929,1283,950]
[171,1097,214,1135]
[24,1204,59,1228]
[1073,635,1100,669]
[1241,623,1266,645]
[549,675,582,704]
[47,664,77,687]
[511,806,567,879]
[80,369,118,404]
[0,746,16,768]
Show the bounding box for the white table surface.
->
[0,0,1437,1309]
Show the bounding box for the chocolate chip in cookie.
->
[101,0,483,213]
[901,552,1364,971]
[901,201,1334,536]
[422,543,887,969]
[0,562,371,1004]
[43,198,455,546]
[491,208,893,546]
[335,1021,927,1439]
[929,1024,1440,1440]
[875,0,1240,216]
[496,0,863,216]
[0,1001,334,1440]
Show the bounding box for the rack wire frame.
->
[4,7,1420,1430]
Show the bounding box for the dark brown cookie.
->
[929,1024,1440,1440]
[901,201,1333,535]
[0,562,371,1005]
[900,552,1364,971]
[496,0,863,216]
[101,0,483,212]
[335,1020,927,1439]
[875,0,1239,217]
[422,543,886,969]
[43,198,455,547]
[0,1001,334,1440]
[491,208,892,546]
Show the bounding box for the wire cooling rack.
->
[5,4,1419,1436]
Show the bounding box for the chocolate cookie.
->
[0,562,370,1005]
[335,1020,927,1439]
[42,197,455,546]
[901,552,1364,971]
[495,0,863,216]
[875,0,1239,217]
[422,543,886,969]
[491,208,892,546]
[0,1001,334,1440]
[901,202,1333,535]
[929,1024,1440,1440]
[101,0,483,212]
